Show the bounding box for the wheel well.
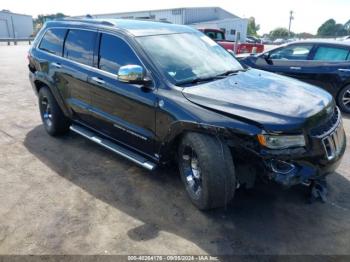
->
[34,80,47,93]
[167,131,225,162]
[337,83,350,97]
[167,132,185,163]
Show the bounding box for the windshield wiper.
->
[216,69,242,77]
[176,69,243,86]
[176,76,220,86]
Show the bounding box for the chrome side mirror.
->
[117,65,145,84]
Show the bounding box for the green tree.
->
[317,19,336,36]
[317,19,347,37]
[334,23,347,36]
[269,27,291,40]
[247,17,260,36]
[34,13,67,30]
[297,32,314,39]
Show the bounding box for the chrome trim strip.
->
[314,107,341,139]
[321,122,345,160]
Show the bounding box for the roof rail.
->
[134,18,172,24]
[57,17,115,26]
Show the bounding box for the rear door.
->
[87,32,157,155]
[60,28,98,124]
[36,28,69,113]
[305,44,350,95]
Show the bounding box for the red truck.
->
[198,28,264,54]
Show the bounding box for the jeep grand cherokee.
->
[28,19,346,210]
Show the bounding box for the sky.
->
[1,0,349,35]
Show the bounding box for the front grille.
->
[310,107,340,137]
[322,123,345,160]
[309,107,345,160]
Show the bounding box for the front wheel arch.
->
[158,121,232,161]
[177,132,236,210]
[337,84,350,113]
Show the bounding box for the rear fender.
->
[33,74,72,118]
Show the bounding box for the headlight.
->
[257,134,305,149]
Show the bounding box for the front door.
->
[88,32,157,156]
[255,43,315,79]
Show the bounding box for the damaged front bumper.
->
[264,157,343,187]
[262,127,346,187]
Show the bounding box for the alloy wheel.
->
[181,146,202,197]
[342,88,350,111]
[41,97,53,127]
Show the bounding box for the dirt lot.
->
[0,45,349,256]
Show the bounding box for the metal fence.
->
[0,37,34,45]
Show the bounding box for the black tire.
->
[337,85,350,114]
[38,86,70,136]
[178,132,236,210]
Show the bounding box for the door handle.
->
[290,66,301,70]
[52,62,62,69]
[91,76,105,85]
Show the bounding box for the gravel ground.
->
[0,45,349,256]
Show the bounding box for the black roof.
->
[46,18,198,36]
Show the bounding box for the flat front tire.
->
[178,133,236,210]
[38,86,70,136]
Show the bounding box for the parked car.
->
[273,38,286,45]
[246,35,262,44]
[239,40,350,113]
[261,37,273,45]
[198,28,264,54]
[28,19,346,210]
[342,36,350,43]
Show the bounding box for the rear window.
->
[39,29,67,56]
[314,46,350,61]
[64,29,97,66]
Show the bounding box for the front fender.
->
[157,111,263,162]
[158,120,236,161]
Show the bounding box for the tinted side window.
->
[313,46,350,61]
[270,44,313,60]
[39,29,67,56]
[64,29,96,66]
[98,34,141,74]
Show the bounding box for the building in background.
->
[0,10,33,38]
[78,7,248,41]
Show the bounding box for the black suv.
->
[28,19,346,210]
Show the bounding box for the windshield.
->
[205,31,225,41]
[136,33,243,85]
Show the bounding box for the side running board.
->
[70,124,157,171]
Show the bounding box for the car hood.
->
[182,69,333,132]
